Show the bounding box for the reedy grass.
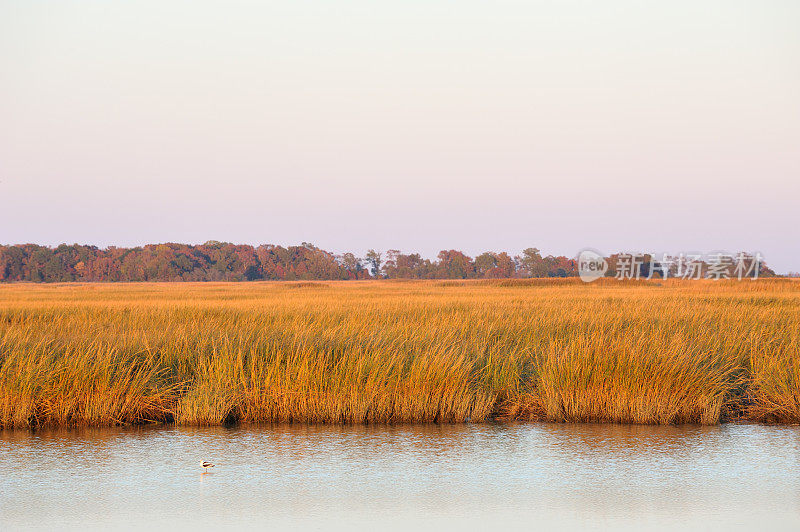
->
[0,279,798,427]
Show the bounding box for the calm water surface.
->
[1,423,799,530]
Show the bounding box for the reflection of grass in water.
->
[0,279,798,427]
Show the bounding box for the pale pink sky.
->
[1,1,799,272]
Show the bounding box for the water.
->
[1,423,799,531]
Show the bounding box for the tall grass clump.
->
[746,330,800,423]
[529,333,738,424]
[0,331,179,427]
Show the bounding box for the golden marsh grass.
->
[0,279,798,427]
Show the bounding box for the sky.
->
[1,1,798,272]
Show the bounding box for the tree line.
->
[0,242,777,283]
[0,243,582,282]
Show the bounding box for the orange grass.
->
[0,278,798,427]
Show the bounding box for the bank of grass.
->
[0,279,798,428]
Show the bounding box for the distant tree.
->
[517,248,547,278]
[474,252,498,278]
[381,251,433,279]
[338,252,364,279]
[382,250,401,278]
[365,249,382,278]
[494,252,516,278]
[0,246,27,281]
[436,250,474,279]
[244,265,261,281]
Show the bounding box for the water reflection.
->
[1,423,799,530]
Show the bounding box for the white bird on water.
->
[200,461,215,473]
